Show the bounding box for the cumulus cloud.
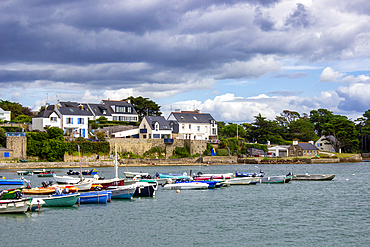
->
[319,67,346,82]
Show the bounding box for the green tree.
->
[13,114,32,123]
[47,127,64,141]
[0,128,5,147]
[323,115,359,153]
[0,100,33,119]
[123,96,162,120]
[286,118,318,142]
[309,109,335,136]
[222,124,247,139]
[252,113,284,144]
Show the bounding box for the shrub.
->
[217,149,229,156]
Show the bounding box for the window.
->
[149,134,151,138]
[290,150,294,155]
[182,124,185,130]
[115,106,125,113]
[197,126,200,132]
[128,107,132,113]
[66,118,73,124]
[205,126,207,132]
[103,110,107,114]
[77,118,84,124]
[155,123,159,131]
[189,124,191,130]
[50,117,57,123]
[153,134,160,138]
[113,116,118,121]
[4,152,9,158]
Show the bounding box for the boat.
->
[0,198,31,214]
[67,169,80,176]
[123,171,149,178]
[0,188,23,199]
[37,172,55,177]
[53,174,81,184]
[227,177,260,185]
[82,169,98,176]
[155,172,190,179]
[0,177,26,185]
[138,178,168,185]
[194,172,233,180]
[17,170,33,176]
[260,176,290,183]
[78,191,108,204]
[133,182,157,197]
[72,180,92,191]
[163,181,209,190]
[107,185,136,199]
[41,193,80,207]
[178,180,218,189]
[235,171,265,177]
[292,174,336,181]
[33,169,51,174]
[23,183,79,195]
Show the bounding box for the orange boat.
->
[23,185,79,195]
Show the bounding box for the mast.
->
[114,143,118,179]
[78,145,83,181]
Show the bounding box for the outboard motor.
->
[49,180,54,186]
[42,181,48,188]
[93,186,102,191]
[14,190,22,199]
[62,188,70,194]
[55,187,62,195]
[26,181,32,189]
[0,190,4,199]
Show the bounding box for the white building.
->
[315,136,336,152]
[139,116,172,139]
[167,110,218,140]
[0,107,11,121]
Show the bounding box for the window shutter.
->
[82,118,84,124]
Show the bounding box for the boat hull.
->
[78,192,108,204]
[108,186,136,199]
[260,176,288,183]
[163,182,209,190]
[0,198,31,214]
[0,179,25,185]
[133,182,157,197]
[292,174,336,181]
[228,177,260,185]
[42,193,80,207]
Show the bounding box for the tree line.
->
[217,109,368,154]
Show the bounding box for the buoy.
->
[352,174,355,176]
[176,190,180,193]
[346,179,349,181]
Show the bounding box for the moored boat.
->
[163,182,209,190]
[0,177,25,185]
[0,198,31,214]
[78,191,108,204]
[260,176,289,183]
[123,171,149,178]
[156,172,190,180]
[228,177,260,185]
[82,169,98,176]
[53,174,81,184]
[41,193,80,207]
[0,188,23,199]
[235,171,265,177]
[107,185,136,199]
[17,170,33,176]
[37,172,55,177]
[133,182,157,197]
[292,174,336,181]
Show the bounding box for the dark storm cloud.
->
[284,3,312,28]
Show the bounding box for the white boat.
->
[0,198,31,214]
[227,177,260,185]
[292,174,336,181]
[53,174,81,184]
[162,182,209,190]
[71,180,92,191]
[123,171,149,178]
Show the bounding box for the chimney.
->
[308,140,314,145]
[175,109,181,112]
[127,99,130,104]
[78,104,84,110]
[293,140,298,145]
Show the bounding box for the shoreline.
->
[0,154,363,170]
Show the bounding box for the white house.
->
[268,145,289,157]
[315,136,336,152]
[139,116,172,139]
[0,107,11,121]
[167,110,218,140]
[101,100,139,122]
[32,108,61,131]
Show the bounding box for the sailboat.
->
[86,144,125,189]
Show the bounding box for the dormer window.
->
[155,122,159,131]
[103,110,107,114]
[193,116,197,120]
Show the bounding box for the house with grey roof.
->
[288,141,320,157]
[315,135,336,152]
[138,116,172,139]
[101,100,138,122]
[32,106,61,131]
[167,110,218,140]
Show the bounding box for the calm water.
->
[1,162,370,247]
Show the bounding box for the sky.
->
[1,0,370,123]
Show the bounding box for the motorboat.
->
[107,185,136,199]
[227,177,260,185]
[292,174,336,181]
[0,198,31,214]
[78,191,108,204]
[53,174,81,184]
[41,193,80,207]
[162,181,209,190]
[123,171,149,178]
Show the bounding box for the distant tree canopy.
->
[123,96,162,120]
[0,99,33,120]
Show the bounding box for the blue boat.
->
[177,180,218,189]
[78,191,108,204]
[108,185,136,199]
[0,178,25,185]
[235,171,265,177]
[82,169,98,176]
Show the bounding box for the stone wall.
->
[106,138,208,158]
[202,156,238,164]
[6,136,27,159]
[64,154,112,162]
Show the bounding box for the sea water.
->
[1,162,369,247]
